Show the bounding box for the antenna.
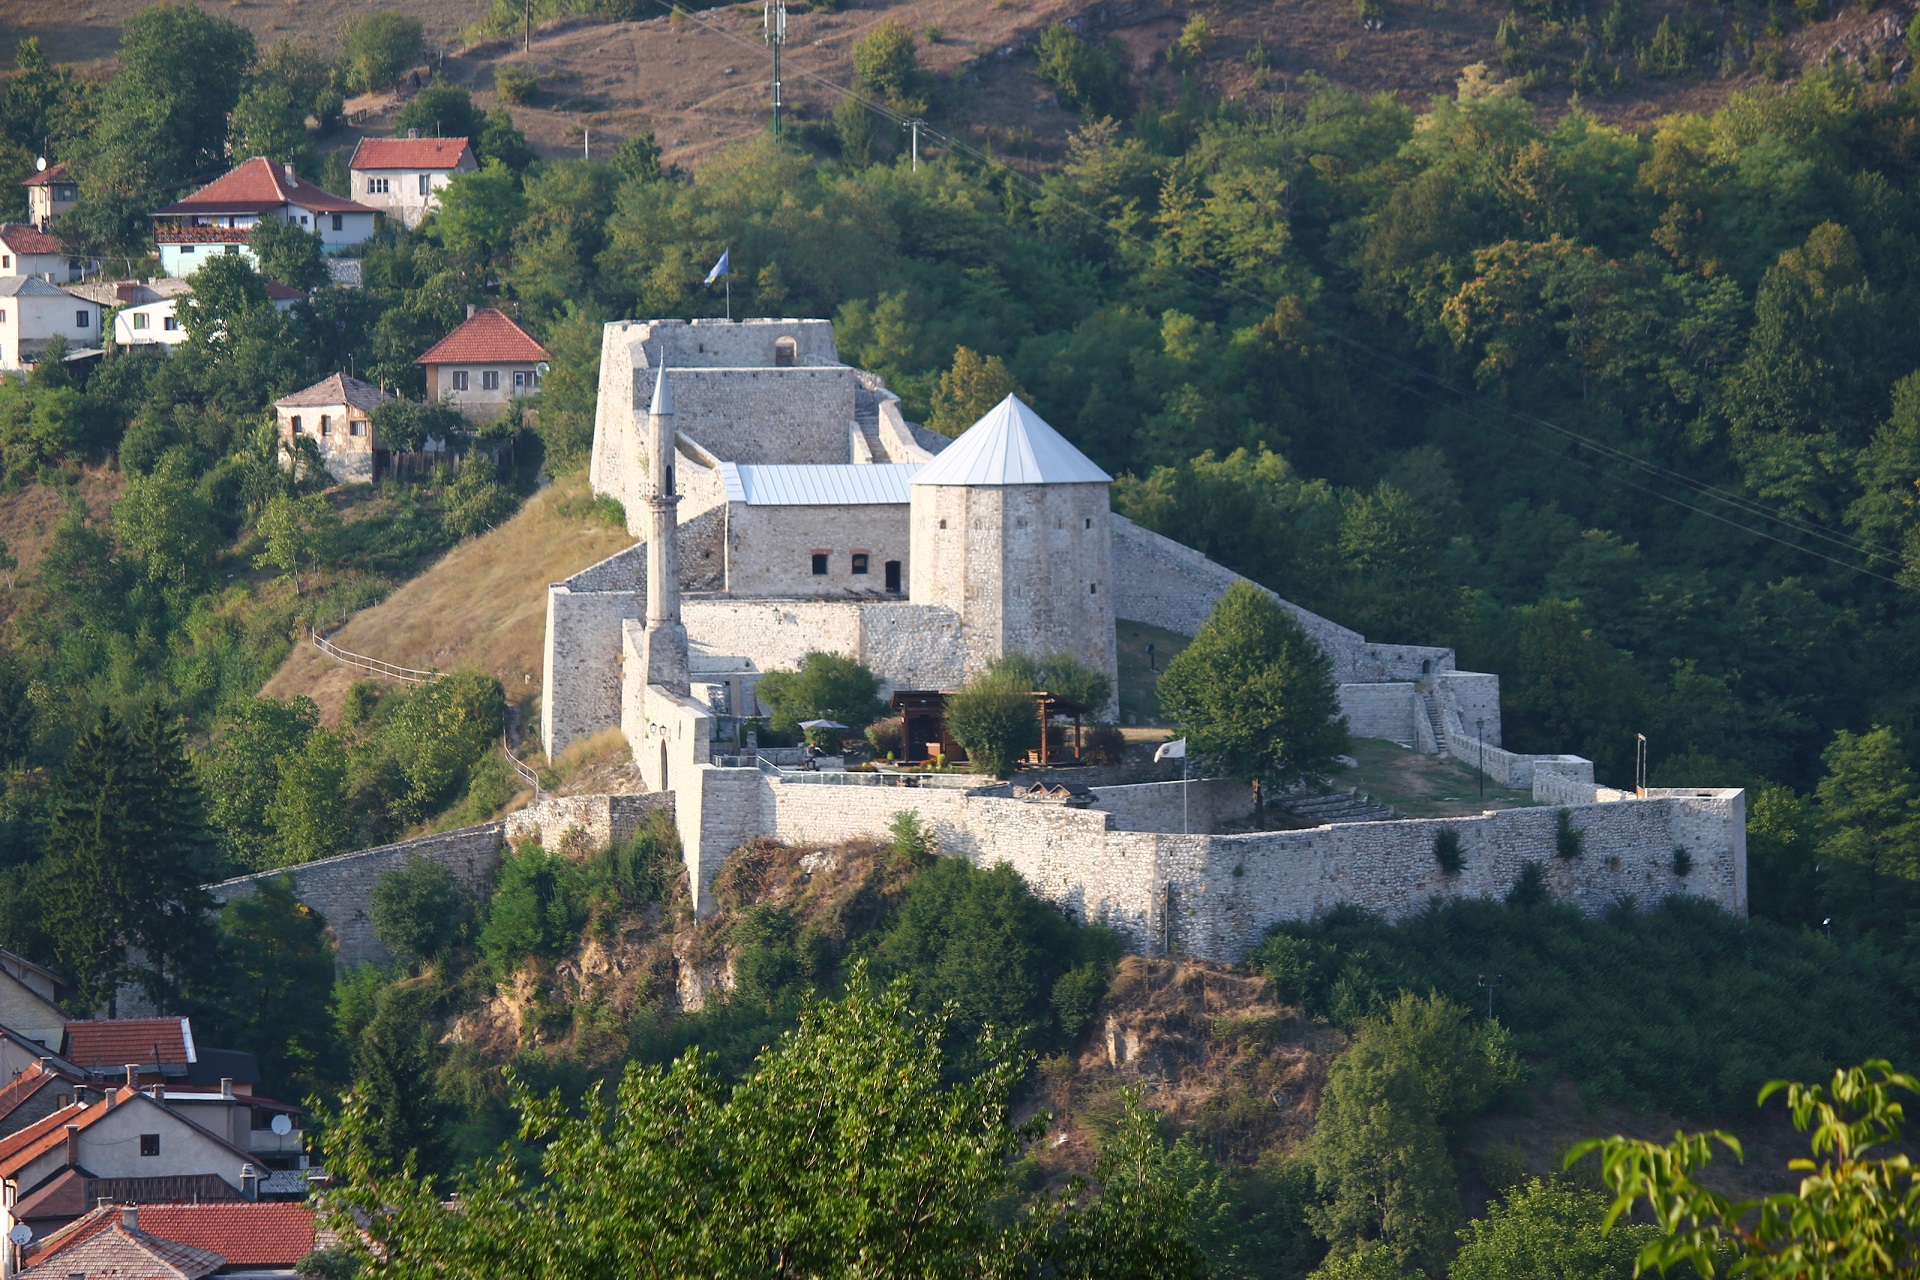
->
[763,0,787,136]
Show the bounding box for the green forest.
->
[2,3,1920,1276]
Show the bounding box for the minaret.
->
[641,363,689,692]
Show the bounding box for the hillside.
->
[261,472,631,724]
[5,0,1897,176]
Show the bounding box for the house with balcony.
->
[348,132,476,229]
[150,158,377,278]
[416,307,547,420]
[22,163,77,230]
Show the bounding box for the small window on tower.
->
[811,553,829,576]
[1085,518,1092,529]
[1090,583,1098,594]
[938,519,946,530]
[851,553,869,574]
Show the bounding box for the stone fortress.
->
[513,316,1749,958]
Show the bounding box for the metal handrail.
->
[502,734,543,795]
[308,622,436,684]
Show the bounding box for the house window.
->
[369,177,390,195]
[290,416,302,432]
[331,213,343,232]
[419,174,432,196]
[350,419,366,437]
[181,245,196,254]
[320,414,331,436]
[75,310,88,328]
[163,316,179,332]
[452,370,470,391]
[1,255,8,269]
[132,313,148,330]
[513,371,527,388]
[299,215,309,226]
[811,553,829,576]
[0,309,8,323]
[482,370,500,391]
[140,1134,160,1157]
[851,553,869,575]
[1090,583,1098,594]
[225,244,238,254]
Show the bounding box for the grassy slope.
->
[261,471,632,724]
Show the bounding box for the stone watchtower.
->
[908,396,1119,713]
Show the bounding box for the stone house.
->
[150,158,378,278]
[21,163,76,230]
[415,307,547,420]
[348,133,476,229]
[273,372,394,483]
[716,462,918,596]
[0,225,83,282]
[0,277,101,371]
[0,949,68,1048]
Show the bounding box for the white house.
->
[0,277,101,371]
[0,225,85,283]
[21,162,77,230]
[348,133,476,230]
[108,279,300,350]
[149,157,378,278]
[415,307,548,420]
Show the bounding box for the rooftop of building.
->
[350,135,474,170]
[911,395,1111,488]
[0,276,87,300]
[720,462,921,506]
[0,223,64,254]
[21,162,71,188]
[27,1202,317,1269]
[275,372,391,412]
[416,307,548,365]
[18,1220,228,1280]
[63,1017,194,1071]
[151,157,374,217]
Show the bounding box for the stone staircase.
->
[853,388,887,462]
[1420,689,1449,753]
[1278,786,1399,826]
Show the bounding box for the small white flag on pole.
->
[1154,738,1187,762]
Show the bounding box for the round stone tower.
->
[908,395,1118,712]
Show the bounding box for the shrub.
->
[1434,828,1464,876]
[603,809,683,907]
[478,842,601,970]
[943,669,1040,777]
[755,652,888,736]
[370,857,473,963]
[1084,723,1126,766]
[343,10,425,94]
[1036,24,1128,116]
[493,64,538,105]
[866,716,904,758]
[1671,845,1693,877]
[888,810,932,868]
[441,453,519,540]
[1554,809,1585,860]
[1507,859,1549,907]
[1451,1178,1657,1280]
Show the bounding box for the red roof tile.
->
[63,1019,192,1072]
[350,136,474,171]
[0,1092,119,1175]
[151,156,373,217]
[22,162,70,188]
[0,224,64,255]
[19,1221,226,1280]
[0,1064,64,1122]
[262,280,306,301]
[132,1203,316,1266]
[415,308,549,365]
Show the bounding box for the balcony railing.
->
[154,225,251,245]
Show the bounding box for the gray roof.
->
[0,276,88,301]
[650,363,672,416]
[275,372,392,411]
[910,395,1110,487]
[720,462,920,506]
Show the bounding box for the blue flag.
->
[704,249,730,285]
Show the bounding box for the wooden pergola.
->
[1031,691,1091,766]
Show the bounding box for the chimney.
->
[120,1205,137,1233]
[466,303,476,320]
[408,127,420,140]
[284,162,297,183]
[219,1078,233,1100]
[103,1090,114,1111]
[63,1124,77,1167]
[239,1164,259,1202]
[125,1065,136,1088]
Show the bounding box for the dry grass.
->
[546,725,641,791]
[261,471,632,723]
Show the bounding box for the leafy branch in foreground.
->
[319,961,1206,1279]
[1570,1060,1920,1278]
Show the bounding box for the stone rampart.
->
[1338,683,1418,744]
[665,369,857,466]
[503,792,674,852]
[1088,778,1252,833]
[542,578,642,758]
[206,825,506,967]
[682,599,967,696]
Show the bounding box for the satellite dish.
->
[270,1114,293,1136]
[34,157,46,172]
[9,1224,32,1246]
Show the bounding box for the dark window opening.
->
[140,1133,160,1157]
[1085,518,1092,529]
[811,553,829,575]
[1090,583,1098,594]
[938,519,946,530]
[331,213,343,231]
[851,553,869,574]
[884,560,901,593]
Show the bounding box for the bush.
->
[754,652,888,737]
[1451,1178,1655,1280]
[603,809,683,907]
[1554,809,1585,860]
[1433,828,1464,876]
[1037,25,1129,116]
[441,453,520,540]
[1083,723,1126,766]
[343,10,425,94]
[493,64,539,105]
[866,716,903,758]
[943,669,1040,777]
[371,858,473,963]
[478,842,602,971]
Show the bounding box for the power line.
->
[641,0,1910,586]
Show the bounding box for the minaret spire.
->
[642,361,688,691]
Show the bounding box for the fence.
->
[309,619,436,685]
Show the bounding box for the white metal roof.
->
[910,395,1111,487]
[720,462,921,506]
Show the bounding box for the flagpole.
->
[1184,751,1189,835]
[725,272,731,320]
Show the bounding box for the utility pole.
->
[902,117,925,170]
[764,0,788,136]
[524,0,532,52]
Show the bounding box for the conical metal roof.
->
[910,395,1111,487]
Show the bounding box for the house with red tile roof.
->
[150,157,377,278]
[61,1019,195,1081]
[22,1202,316,1276]
[21,162,76,230]
[17,1208,228,1280]
[0,225,89,284]
[348,132,477,230]
[416,307,548,421]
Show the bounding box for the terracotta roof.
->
[0,1064,66,1122]
[0,1093,117,1175]
[350,135,473,171]
[415,308,548,365]
[18,1221,226,1280]
[130,1203,315,1266]
[0,224,64,255]
[262,280,306,302]
[22,162,70,188]
[151,156,373,217]
[63,1019,194,1072]
[275,372,392,412]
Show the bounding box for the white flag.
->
[1154,738,1187,762]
